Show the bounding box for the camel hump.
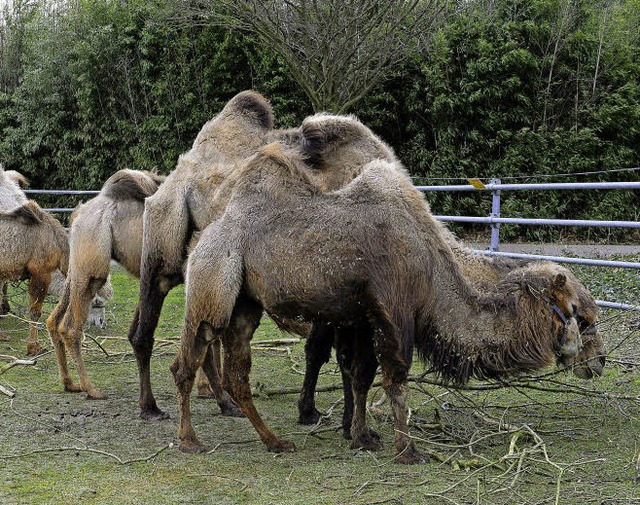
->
[4,170,29,189]
[300,113,394,168]
[225,90,274,130]
[102,169,164,202]
[0,200,45,224]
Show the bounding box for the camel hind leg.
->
[47,276,107,399]
[222,297,295,453]
[46,281,77,391]
[199,338,243,417]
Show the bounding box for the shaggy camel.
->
[0,200,69,355]
[251,113,604,428]
[128,90,276,420]
[0,165,29,315]
[46,170,165,399]
[171,145,582,463]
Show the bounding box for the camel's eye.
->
[572,304,578,316]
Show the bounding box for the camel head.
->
[511,264,583,369]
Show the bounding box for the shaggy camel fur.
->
[252,114,603,428]
[0,200,69,355]
[46,170,165,399]
[171,145,582,463]
[0,166,29,315]
[128,91,275,420]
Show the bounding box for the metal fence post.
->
[489,178,501,251]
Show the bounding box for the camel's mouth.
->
[572,321,606,379]
[572,349,606,379]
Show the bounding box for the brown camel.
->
[249,114,604,427]
[0,166,29,316]
[45,170,166,399]
[128,90,279,420]
[171,145,582,464]
[0,200,69,355]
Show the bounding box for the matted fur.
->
[46,170,165,399]
[278,114,603,428]
[129,90,276,419]
[0,166,29,315]
[171,145,581,463]
[0,200,69,355]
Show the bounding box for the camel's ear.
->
[553,273,567,290]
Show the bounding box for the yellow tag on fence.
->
[467,178,486,189]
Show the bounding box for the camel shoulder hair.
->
[0,200,47,225]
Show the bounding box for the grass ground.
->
[0,258,639,505]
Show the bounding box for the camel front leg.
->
[0,281,10,315]
[371,318,428,464]
[338,328,381,450]
[224,299,295,453]
[26,274,50,356]
[128,273,174,420]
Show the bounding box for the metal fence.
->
[27,181,640,310]
[417,180,640,311]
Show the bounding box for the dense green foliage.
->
[0,0,638,240]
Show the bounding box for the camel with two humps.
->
[171,144,582,464]
[128,90,278,420]
[45,169,168,399]
[267,114,604,432]
[0,200,69,356]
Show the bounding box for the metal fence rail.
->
[419,179,640,310]
[26,180,640,310]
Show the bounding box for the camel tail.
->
[102,171,161,202]
[0,200,45,225]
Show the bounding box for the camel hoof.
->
[267,440,296,453]
[64,383,84,393]
[218,401,244,418]
[0,333,8,341]
[351,430,383,452]
[179,440,206,454]
[395,448,430,465]
[298,408,323,425]
[139,408,170,421]
[86,390,108,400]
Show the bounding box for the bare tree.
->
[212,0,446,113]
